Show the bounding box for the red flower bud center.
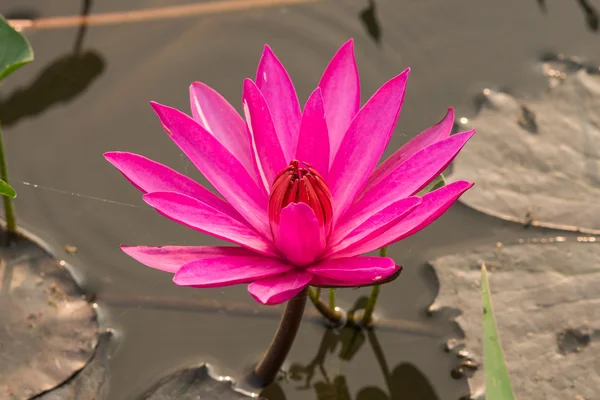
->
[268,160,333,239]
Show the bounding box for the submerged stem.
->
[0,122,16,237]
[253,287,308,386]
[361,246,387,327]
[328,288,335,309]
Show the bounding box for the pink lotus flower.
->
[105,40,474,305]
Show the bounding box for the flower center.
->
[268,160,333,239]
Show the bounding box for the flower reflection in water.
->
[261,298,441,400]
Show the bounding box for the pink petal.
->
[104,151,241,219]
[307,256,399,286]
[151,102,270,237]
[173,255,293,287]
[331,180,474,258]
[295,88,329,179]
[363,108,455,193]
[329,196,421,254]
[338,130,474,237]
[328,69,410,221]
[275,202,326,266]
[243,79,287,190]
[143,191,276,256]
[121,245,256,273]
[256,45,301,162]
[318,39,360,163]
[248,269,313,305]
[189,82,258,181]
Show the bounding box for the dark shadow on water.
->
[261,298,440,400]
[0,0,105,128]
[0,52,105,127]
[359,0,381,45]
[537,0,598,32]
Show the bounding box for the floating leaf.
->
[0,230,99,399]
[0,178,15,198]
[37,332,112,400]
[447,68,600,233]
[429,238,600,399]
[417,174,446,196]
[141,364,254,400]
[0,14,34,81]
[481,264,515,400]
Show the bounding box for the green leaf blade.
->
[481,263,515,400]
[0,179,16,198]
[0,14,34,81]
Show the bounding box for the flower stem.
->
[328,288,335,309]
[308,286,342,323]
[253,287,308,386]
[361,246,387,327]
[0,122,16,237]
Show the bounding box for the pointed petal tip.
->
[386,68,410,87]
[103,151,117,161]
[119,244,143,261]
[341,38,355,50]
[450,179,475,192]
[242,78,259,98]
[442,107,455,123]
[189,81,204,90]
[141,191,160,206]
[243,77,255,88]
[149,101,169,119]
[455,128,476,142]
[120,245,145,260]
[262,43,274,55]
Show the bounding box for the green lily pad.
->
[429,237,600,399]
[0,230,99,399]
[447,67,600,234]
[0,178,16,198]
[0,14,34,81]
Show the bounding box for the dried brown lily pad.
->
[37,331,112,400]
[448,68,600,233]
[0,231,99,399]
[429,237,600,400]
[141,364,256,400]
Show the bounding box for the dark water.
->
[0,0,598,399]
